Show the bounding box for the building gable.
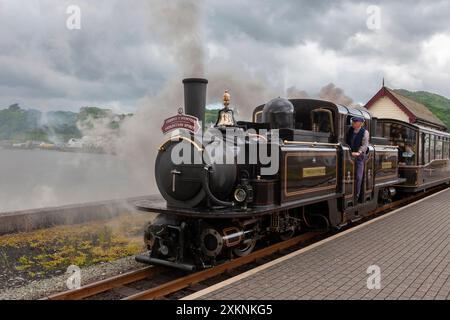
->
[368,95,410,122]
[365,86,446,131]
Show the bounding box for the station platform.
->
[184,189,450,300]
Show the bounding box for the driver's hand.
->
[351,152,360,157]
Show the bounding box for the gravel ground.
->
[0,254,145,300]
[0,212,156,295]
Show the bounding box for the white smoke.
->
[286,83,355,106]
[0,0,358,212]
[144,0,205,77]
[112,0,357,195]
[110,1,281,194]
[318,83,354,106]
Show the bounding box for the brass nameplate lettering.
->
[303,167,326,178]
[382,162,392,169]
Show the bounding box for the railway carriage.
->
[375,119,450,192]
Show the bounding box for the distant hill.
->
[0,104,132,143]
[393,89,450,129]
[205,109,219,125]
[2,90,448,143]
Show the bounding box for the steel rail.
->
[44,266,165,300]
[124,232,321,300]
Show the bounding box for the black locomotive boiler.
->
[135,78,413,271]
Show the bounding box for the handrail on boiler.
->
[158,135,204,152]
[283,140,340,147]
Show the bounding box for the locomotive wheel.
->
[232,238,257,257]
[200,228,224,258]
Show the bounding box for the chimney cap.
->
[183,78,208,84]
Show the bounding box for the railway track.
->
[44,231,321,300]
[44,266,166,300]
[44,186,447,301]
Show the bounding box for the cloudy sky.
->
[0,0,449,114]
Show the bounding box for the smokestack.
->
[183,78,208,131]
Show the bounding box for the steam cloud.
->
[318,83,354,106]
[114,0,356,194]
[0,0,356,212]
[145,0,205,77]
[287,83,356,106]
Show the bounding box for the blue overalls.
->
[347,127,366,201]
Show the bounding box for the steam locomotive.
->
[135,78,450,271]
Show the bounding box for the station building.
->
[365,85,446,131]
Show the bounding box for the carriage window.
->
[443,138,449,159]
[430,135,435,161]
[442,138,449,159]
[447,139,450,159]
[443,139,446,159]
[436,137,443,159]
[418,134,423,164]
[376,121,383,137]
[447,140,450,159]
[424,134,430,164]
[383,123,391,138]
[390,123,417,165]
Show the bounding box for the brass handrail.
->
[248,133,268,142]
[158,135,204,152]
[373,145,399,148]
[283,140,340,147]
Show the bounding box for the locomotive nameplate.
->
[161,112,200,134]
[382,162,393,169]
[302,167,326,178]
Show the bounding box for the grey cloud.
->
[0,0,173,110]
[0,0,449,113]
[246,1,445,40]
[207,0,450,61]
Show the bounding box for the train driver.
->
[346,116,370,202]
